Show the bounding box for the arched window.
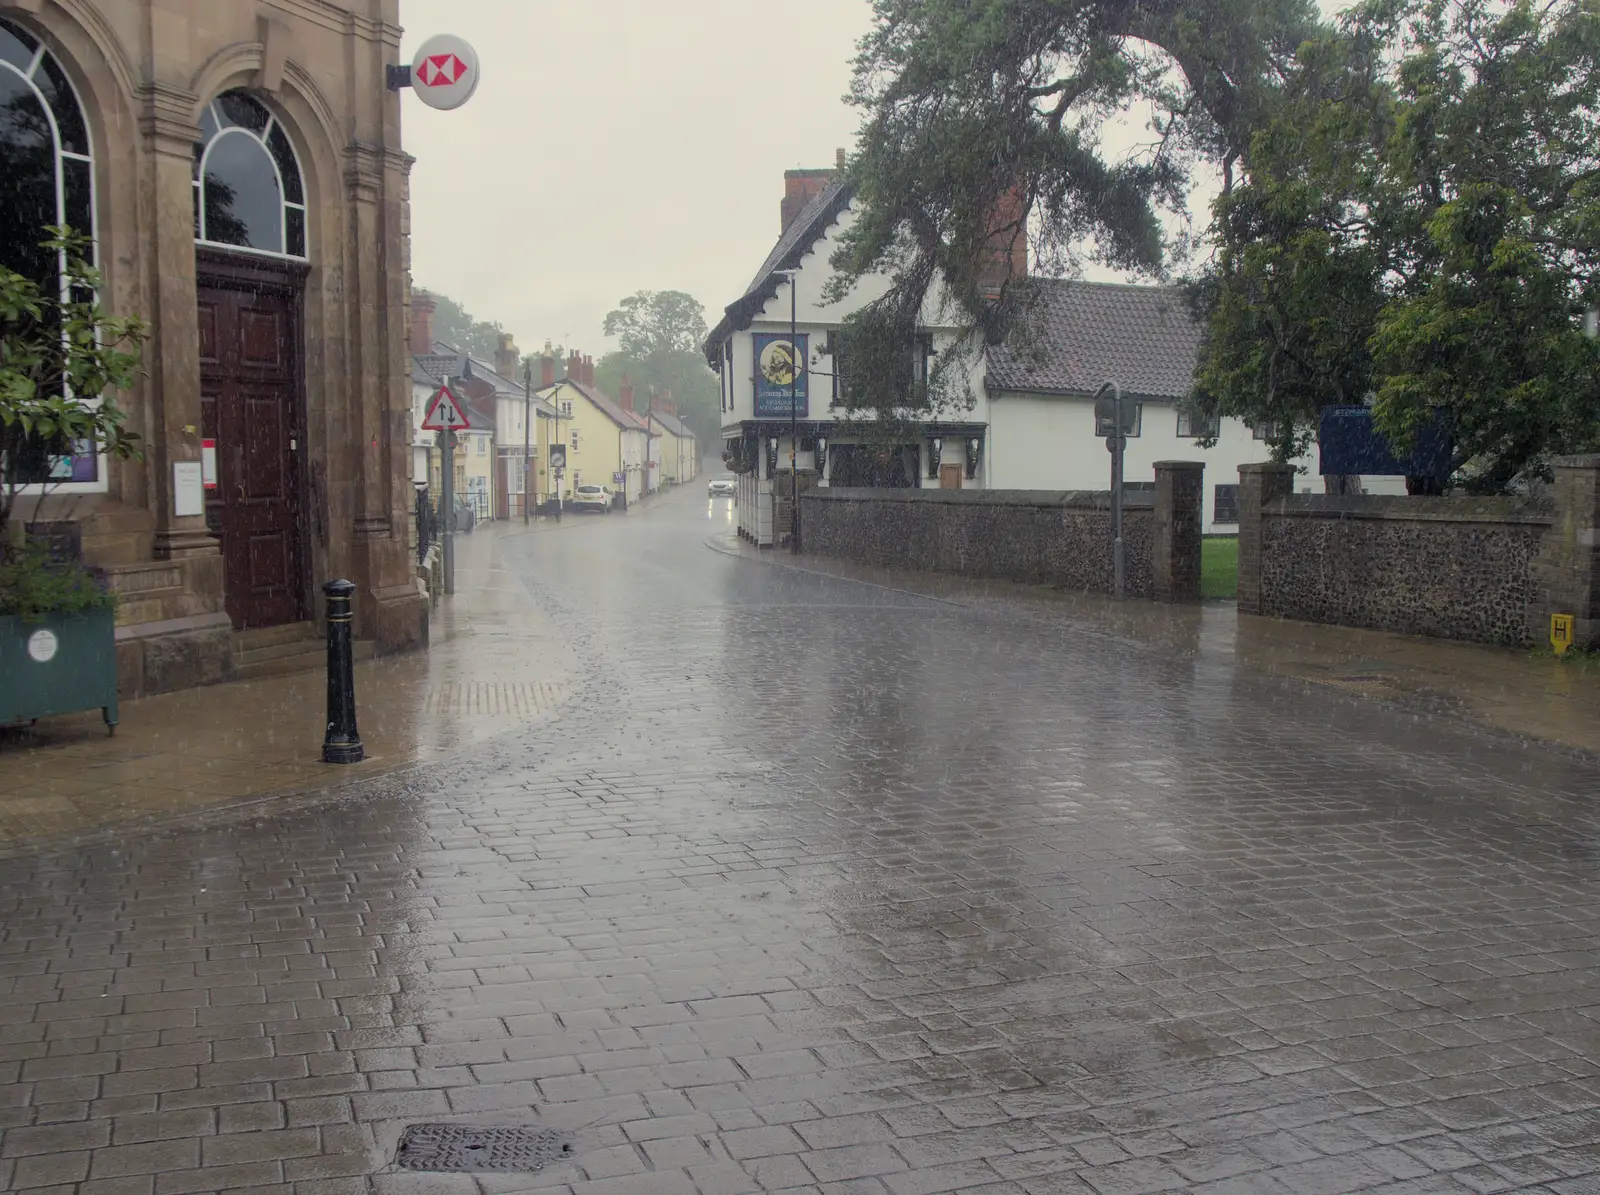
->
[1,17,95,290]
[2,16,100,486]
[193,91,306,259]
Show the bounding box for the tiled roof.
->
[414,347,559,429]
[985,280,1202,401]
[704,179,854,365]
[548,380,645,432]
[651,410,693,439]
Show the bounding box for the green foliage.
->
[602,291,709,358]
[1,227,145,539]
[1193,0,1600,490]
[598,292,720,442]
[831,0,1323,426]
[0,541,116,622]
[425,290,507,360]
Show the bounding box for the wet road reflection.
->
[3,488,1600,1192]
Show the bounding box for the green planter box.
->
[0,609,118,733]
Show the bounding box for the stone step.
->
[237,637,324,666]
[233,636,373,681]
[81,528,155,566]
[235,621,319,652]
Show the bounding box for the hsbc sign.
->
[407,34,480,112]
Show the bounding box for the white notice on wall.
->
[174,461,204,517]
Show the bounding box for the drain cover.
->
[396,1124,572,1173]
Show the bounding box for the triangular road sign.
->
[421,384,470,432]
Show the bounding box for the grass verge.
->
[1203,536,1238,601]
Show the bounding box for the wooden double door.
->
[197,263,307,630]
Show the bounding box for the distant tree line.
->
[419,288,721,445]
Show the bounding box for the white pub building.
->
[706,158,1336,546]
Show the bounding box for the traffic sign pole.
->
[419,383,468,597]
[1094,380,1127,601]
[441,428,455,595]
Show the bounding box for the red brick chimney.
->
[540,342,555,389]
[583,355,595,387]
[619,375,634,412]
[409,290,436,353]
[659,391,675,416]
[780,149,844,232]
[567,350,581,384]
[495,333,520,382]
[976,187,1029,297]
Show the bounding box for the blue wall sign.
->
[753,332,808,419]
[1319,406,1452,480]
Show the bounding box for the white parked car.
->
[708,475,736,498]
[571,484,614,513]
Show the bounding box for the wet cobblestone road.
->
[5,494,1600,1194]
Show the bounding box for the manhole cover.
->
[396,1124,573,1173]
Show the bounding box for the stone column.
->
[137,82,213,564]
[1153,461,1204,603]
[1534,454,1600,649]
[1237,463,1296,616]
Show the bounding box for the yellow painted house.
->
[538,351,650,506]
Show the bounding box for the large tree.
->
[1193,0,1600,492]
[424,291,507,361]
[827,0,1324,423]
[599,291,721,442]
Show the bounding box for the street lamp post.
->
[522,359,533,525]
[773,269,801,553]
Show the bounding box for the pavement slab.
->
[0,488,1598,1193]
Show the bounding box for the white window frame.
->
[193,96,308,263]
[3,19,106,498]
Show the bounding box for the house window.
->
[1214,484,1240,524]
[1177,409,1219,438]
[570,431,579,450]
[2,17,101,487]
[193,91,307,259]
[1251,421,1279,442]
[476,436,485,455]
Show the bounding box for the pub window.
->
[194,91,307,258]
[1177,408,1219,438]
[2,17,101,486]
[827,330,931,406]
[911,333,934,389]
[1251,421,1279,442]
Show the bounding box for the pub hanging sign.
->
[753,332,808,419]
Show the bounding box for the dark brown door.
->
[940,463,964,490]
[197,281,304,630]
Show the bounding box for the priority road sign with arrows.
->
[421,384,470,432]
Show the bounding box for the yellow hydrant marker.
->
[1551,613,1575,655]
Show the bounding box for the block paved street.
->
[4,488,1600,1194]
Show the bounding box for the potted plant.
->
[2,228,145,734]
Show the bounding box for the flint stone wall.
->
[1259,496,1552,645]
[799,487,1159,598]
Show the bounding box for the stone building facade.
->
[2,0,425,696]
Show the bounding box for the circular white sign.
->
[26,629,59,663]
[410,34,480,112]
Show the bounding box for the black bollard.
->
[321,579,365,764]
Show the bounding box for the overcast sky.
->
[399,0,874,357]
